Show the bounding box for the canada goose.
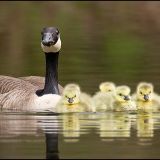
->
[0,27,63,111]
[132,82,160,112]
[52,83,94,113]
[113,85,137,111]
[92,82,116,112]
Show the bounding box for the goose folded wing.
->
[19,76,63,95]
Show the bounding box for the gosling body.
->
[112,85,137,112]
[92,82,116,112]
[53,84,94,113]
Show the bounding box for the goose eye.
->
[56,30,59,34]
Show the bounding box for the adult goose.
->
[0,27,63,112]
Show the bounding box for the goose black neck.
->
[43,52,59,95]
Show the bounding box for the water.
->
[0,112,160,159]
[1,1,160,159]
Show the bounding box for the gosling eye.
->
[65,95,68,98]
[140,91,143,95]
[149,91,151,94]
[119,93,122,96]
[73,95,76,98]
[108,90,111,92]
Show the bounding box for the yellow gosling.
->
[132,82,160,112]
[113,85,137,112]
[92,82,116,112]
[53,83,94,113]
[99,82,116,93]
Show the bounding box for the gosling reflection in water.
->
[61,114,81,143]
[98,113,132,140]
[137,113,154,138]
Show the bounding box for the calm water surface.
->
[0,112,160,159]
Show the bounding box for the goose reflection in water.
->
[0,113,59,159]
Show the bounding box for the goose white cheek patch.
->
[41,37,61,53]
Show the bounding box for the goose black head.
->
[41,27,61,53]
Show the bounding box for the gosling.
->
[132,82,160,112]
[92,82,116,112]
[99,82,116,93]
[52,83,94,113]
[113,85,137,112]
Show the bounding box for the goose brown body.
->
[0,75,38,111]
[0,75,63,111]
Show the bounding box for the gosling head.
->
[136,82,153,102]
[99,82,116,93]
[115,85,131,102]
[62,84,81,105]
[41,27,61,53]
[64,84,81,93]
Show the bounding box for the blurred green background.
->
[0,1,160,94]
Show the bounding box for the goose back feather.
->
[0,76,39,111]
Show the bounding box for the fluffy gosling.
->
[53,83,94,113]
[132,82,160,112]
[92,82,116,112]
[113,85,137,111]
[99,82,116,93]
